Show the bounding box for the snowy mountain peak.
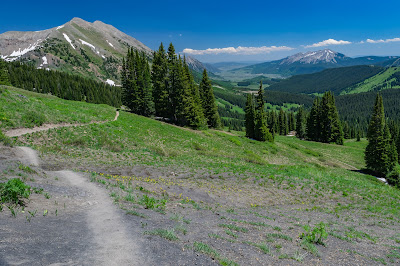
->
[0,18,152,84]
[280,49,347,65]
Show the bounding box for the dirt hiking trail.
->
[4,111,120,138]
[57,170,144,266]
[8,146,147,266]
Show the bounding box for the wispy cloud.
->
[366,38,400,44]
[304,38,352,48]
[182,45,294,55]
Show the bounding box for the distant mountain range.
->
[231,49,399,76]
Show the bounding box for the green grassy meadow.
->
[1,85,400,265]
[0,86,115,130]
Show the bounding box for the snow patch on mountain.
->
[39,56,48,67]
[106,40,114,48]
[9,40,41,57]
[280,49,344,65]
[56,25,65,30]
[63,33,75,49]
[80,39,96,50]
[106,79,115,86]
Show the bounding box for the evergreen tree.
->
[199,69,221,128]
[245,94,255,139]
[139,53,154,116]
[166,43,182,122]
[296,106,306,139]
[319,91,343,144]
[180,57,206,129]
[385,123,398,172]
[365,93,398,174]
[306,97,321,141]
[0,59,10,86]
[356,126,361,142]
[278,109,288,135]
[267,110,277,136]
[288,112,295,131]
[254,81,273,142]
[343,121,350,139]
[122,49,154,116]
[397,132,400,164]
[151,43,169,118]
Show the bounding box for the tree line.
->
[0,59,122,107]
[121,43,221,129]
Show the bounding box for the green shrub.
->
[300,222,328,246]
[0,178,31,206]
[138,194,167,210]
[22,112,46,127]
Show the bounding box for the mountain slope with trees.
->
[266,65,383,95]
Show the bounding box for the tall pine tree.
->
[365,93,398,174]
[199,69,221,128]
[306,97,321,141]
[245,93,256,139]
[151,43,169,118]
[180,57,206,129]
[166,43,182,122]
[306,92,343,144]
[254,81,273,142]
[296,106,306,139]
[122,49,154,116]
[319,91,343,144]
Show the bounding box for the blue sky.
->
[1,0,400,62]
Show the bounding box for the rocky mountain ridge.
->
[231,49,398,77]
[0,18,152,85]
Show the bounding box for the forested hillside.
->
[337,89,400,131]
[343,67,400,94]
[4,60,122,107]
[267,65,383,94]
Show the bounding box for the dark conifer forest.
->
[3,60,122,107]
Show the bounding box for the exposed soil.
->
[0,143,215,266]
[1,113,399,265]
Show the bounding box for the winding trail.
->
[4,110,120,138]
[16,146,145,265]
[6,110,147,265]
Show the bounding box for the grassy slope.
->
[2,86,400,265]
[342,67,400,95]
[0,86,115,130]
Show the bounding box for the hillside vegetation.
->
[342,67,400,95]
[0,86,115,130]
[1,86,400,265]
[266,65,383,95]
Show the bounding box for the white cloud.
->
[182,45,294,55]
[305,38,352,48]
[366,39,385,44]
[367,37,400,44]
